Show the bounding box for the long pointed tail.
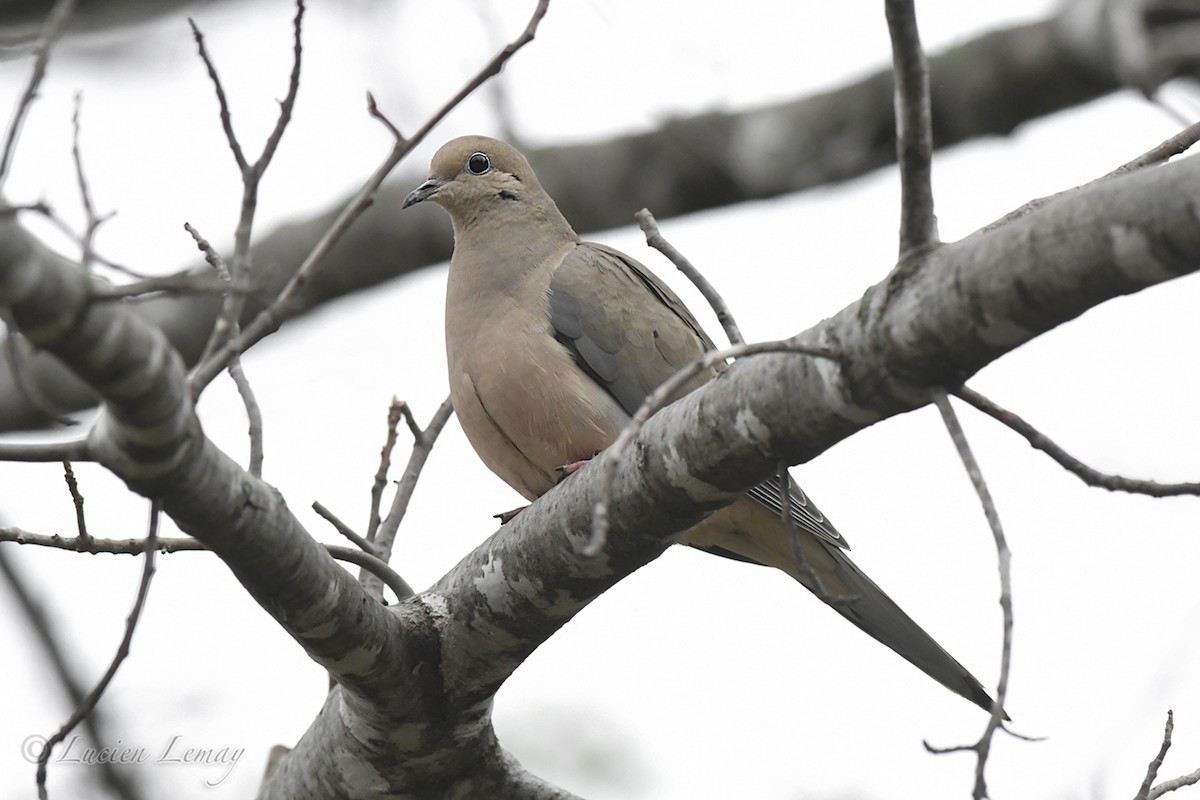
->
[815,544,1005,717]
[683,499,1005,717]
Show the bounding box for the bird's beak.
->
[403,178,449,208]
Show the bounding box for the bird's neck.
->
[449,202,576,292]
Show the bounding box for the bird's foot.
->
[555,452,600,483]
[494,506,527,524]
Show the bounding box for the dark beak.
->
[403,178,448,208]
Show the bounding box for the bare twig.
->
[184,222,222,271]
[188,0,552,395]
[885,0,939,257]
[363,396,456,600]
[397,401,423,440]
[1128,709,1200,799]
[954,386,1200,497]
[0,526,412,603]
[1138,711,1176,800]
[61,461,90,545]
[635,208,743,346]
[1150,769,1200,799]
[366,91,404,141]
[35,502,159,800]
[0,547,147,800]
[326,545,413,602]
[190,1,305,377]
[89,270,250,300]
[181,222,265,473]
[986,115,1200,235]
[1109,118,1200,177]
[927,389,1012,800]
[2,201,136,275]
[367,399,406,542]
[586,339,840,556]
[229,358,264,476]
[187,17,249,173]
[0,0,76,193]
[70,93,113,270]
[0,438,91,462]
[313,501,379,555]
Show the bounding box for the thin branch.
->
[190,2,305,376]
[89,270,249,300]
[1150,769,1200,799]
[69,93,113,270]
[0,438,91,462]
[986,115,1200,235]
[397,401,423,440]
[1108,118,1200,177]
[61,460,90,544]
[928,389,1013,800]
[181,222,264,474]
[314,501,379,555]
[187,0,552,395]
[635,208,743,346]
[187,17,248,173]
[35,502,159,800]
[954,385,1200,496]
[0,0,76,193]
[366,91,403,141]
[1137,711,1176,800]
[186,221,237,368]
[363,396,455,600]
[326,545,413,603]
[184,222,222,272]
[254,0,305,182]
[0,525,413,604]
[1110,118,1200,176]
[367,398,406,542]
[0,526,199,554]
[587,339,841,556]
[0,547,147,800]
[229,358,263,476]
[885,0,939,257]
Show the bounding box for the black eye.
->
[466,153,491,175]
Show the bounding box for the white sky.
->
[2,1,1199,798]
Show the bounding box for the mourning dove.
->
[405,135,1001,716]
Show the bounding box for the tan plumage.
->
[405,135,1001,716]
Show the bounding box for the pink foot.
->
[494,506,527,524]
[556,452,599,482]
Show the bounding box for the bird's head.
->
[403,135,544,219]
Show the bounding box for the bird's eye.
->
[466,153,491,175]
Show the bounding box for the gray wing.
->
[548,241,848,550]
[548,242,715,413]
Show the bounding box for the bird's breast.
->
[446,294,625,500]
